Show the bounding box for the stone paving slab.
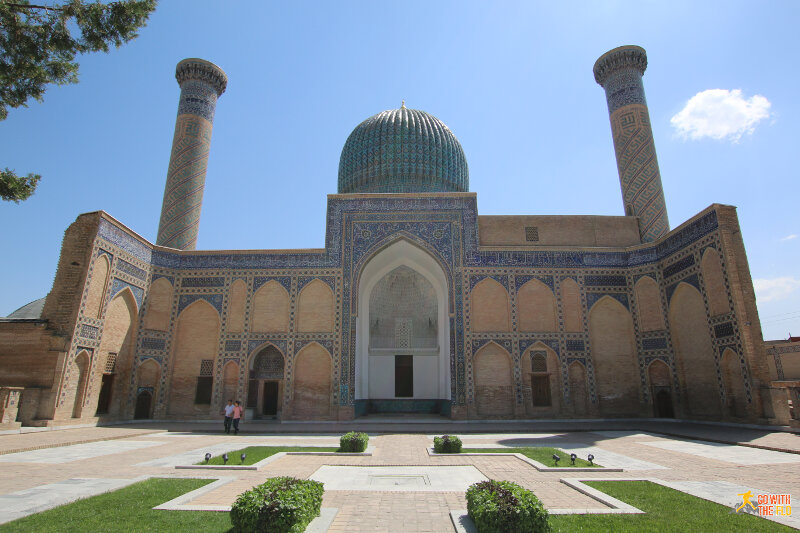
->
[433,433,564,440]
[0,427,163,454]
[0,440,164,464]
[311,465,487,492]
[639,438,800,465]
[550,443,668,470]
[136,441,277,467]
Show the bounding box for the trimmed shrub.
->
[230,476,323,533]
[466,479,550,533]
[339,431,369,452]
[433,434,462,453]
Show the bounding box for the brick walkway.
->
[0,423,798,531]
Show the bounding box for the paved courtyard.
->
[0,421,798,531]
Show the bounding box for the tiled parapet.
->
[156,59,227,251]
[594,46,669,243]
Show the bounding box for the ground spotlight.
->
[552,453,560,466]
[223,453,229,465]
[204,452,211,464]
[240,453,246,464]
[587,454,594,466]
[570,453,577,465]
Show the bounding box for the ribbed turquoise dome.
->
[338,107,469,194]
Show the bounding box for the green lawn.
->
[198,445,338,465]
[550,480,794,532]
[462,446,600,467]
[0,478,232,533]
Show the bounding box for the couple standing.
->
[223,400,243,434]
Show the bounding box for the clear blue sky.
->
[2,1,798,339]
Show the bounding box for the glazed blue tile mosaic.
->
[253,276,292,293]
[142,337,166,350]
[642,337,667,350]
[225,340,242,351]
[714,322,734,339]
[181,277,225,288]
[566,339,585,351]
[663,255,695,278]
[110,278,144,308]
[79,324,98,340]
[586,292,629,311]
[116,259,148,282]
[585,275,627,287]
[177,293,223,314]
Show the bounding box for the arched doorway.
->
[247,345,284,419]
[654,389,674,418]
[648,359,674,418]
[134,389,153,419]
[355,240,451,415]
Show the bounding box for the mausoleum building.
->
[1,46,796,428]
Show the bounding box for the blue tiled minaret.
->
[594,46,669,243]
[156,58,227,250]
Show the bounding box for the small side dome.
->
[338,106,469,194]
[5,297,46,319]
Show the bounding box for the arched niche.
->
[471,278,510,332]
[721,348,747,418]
[522,342,561,414]
[568,361,589,416]
[296,280,334,332]
[635,276,665,332]
[71,351,91,418]
[701,249,731,316]
[473,342,513,417]
[561,278,583,333]
[589,296,639,416]
[85,255,110,319]
[247,344,285,418]
[251,281,289,332]
[96,289,138,418]
[134,358,161,419]
[517,279,557,332]
[648,359,674,418]
[355,239,451,404]
[222,360,239,404]
[168,299,220,416]
[292,343,332,419]
[227,279,247,333]
[143,277,172,331]
[669,282,721,417]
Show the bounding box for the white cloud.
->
[671,89,771,142]
[753,277,800,303]
[781,234,797,241]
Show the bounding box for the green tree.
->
[0,0,157,202]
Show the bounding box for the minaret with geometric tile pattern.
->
[156,58,227,250]
[594,46,669,243]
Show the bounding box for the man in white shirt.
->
[223,400,234,434]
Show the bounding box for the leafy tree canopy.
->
[0,0,157,202]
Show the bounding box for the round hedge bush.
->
[230,476,323,533]
[433,435,462,453]
[339,431,369,452]
[466,479,550,533]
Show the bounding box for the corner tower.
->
[594,46,669,243]
[156,58,227,250]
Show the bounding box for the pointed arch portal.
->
[355,240,451,415]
